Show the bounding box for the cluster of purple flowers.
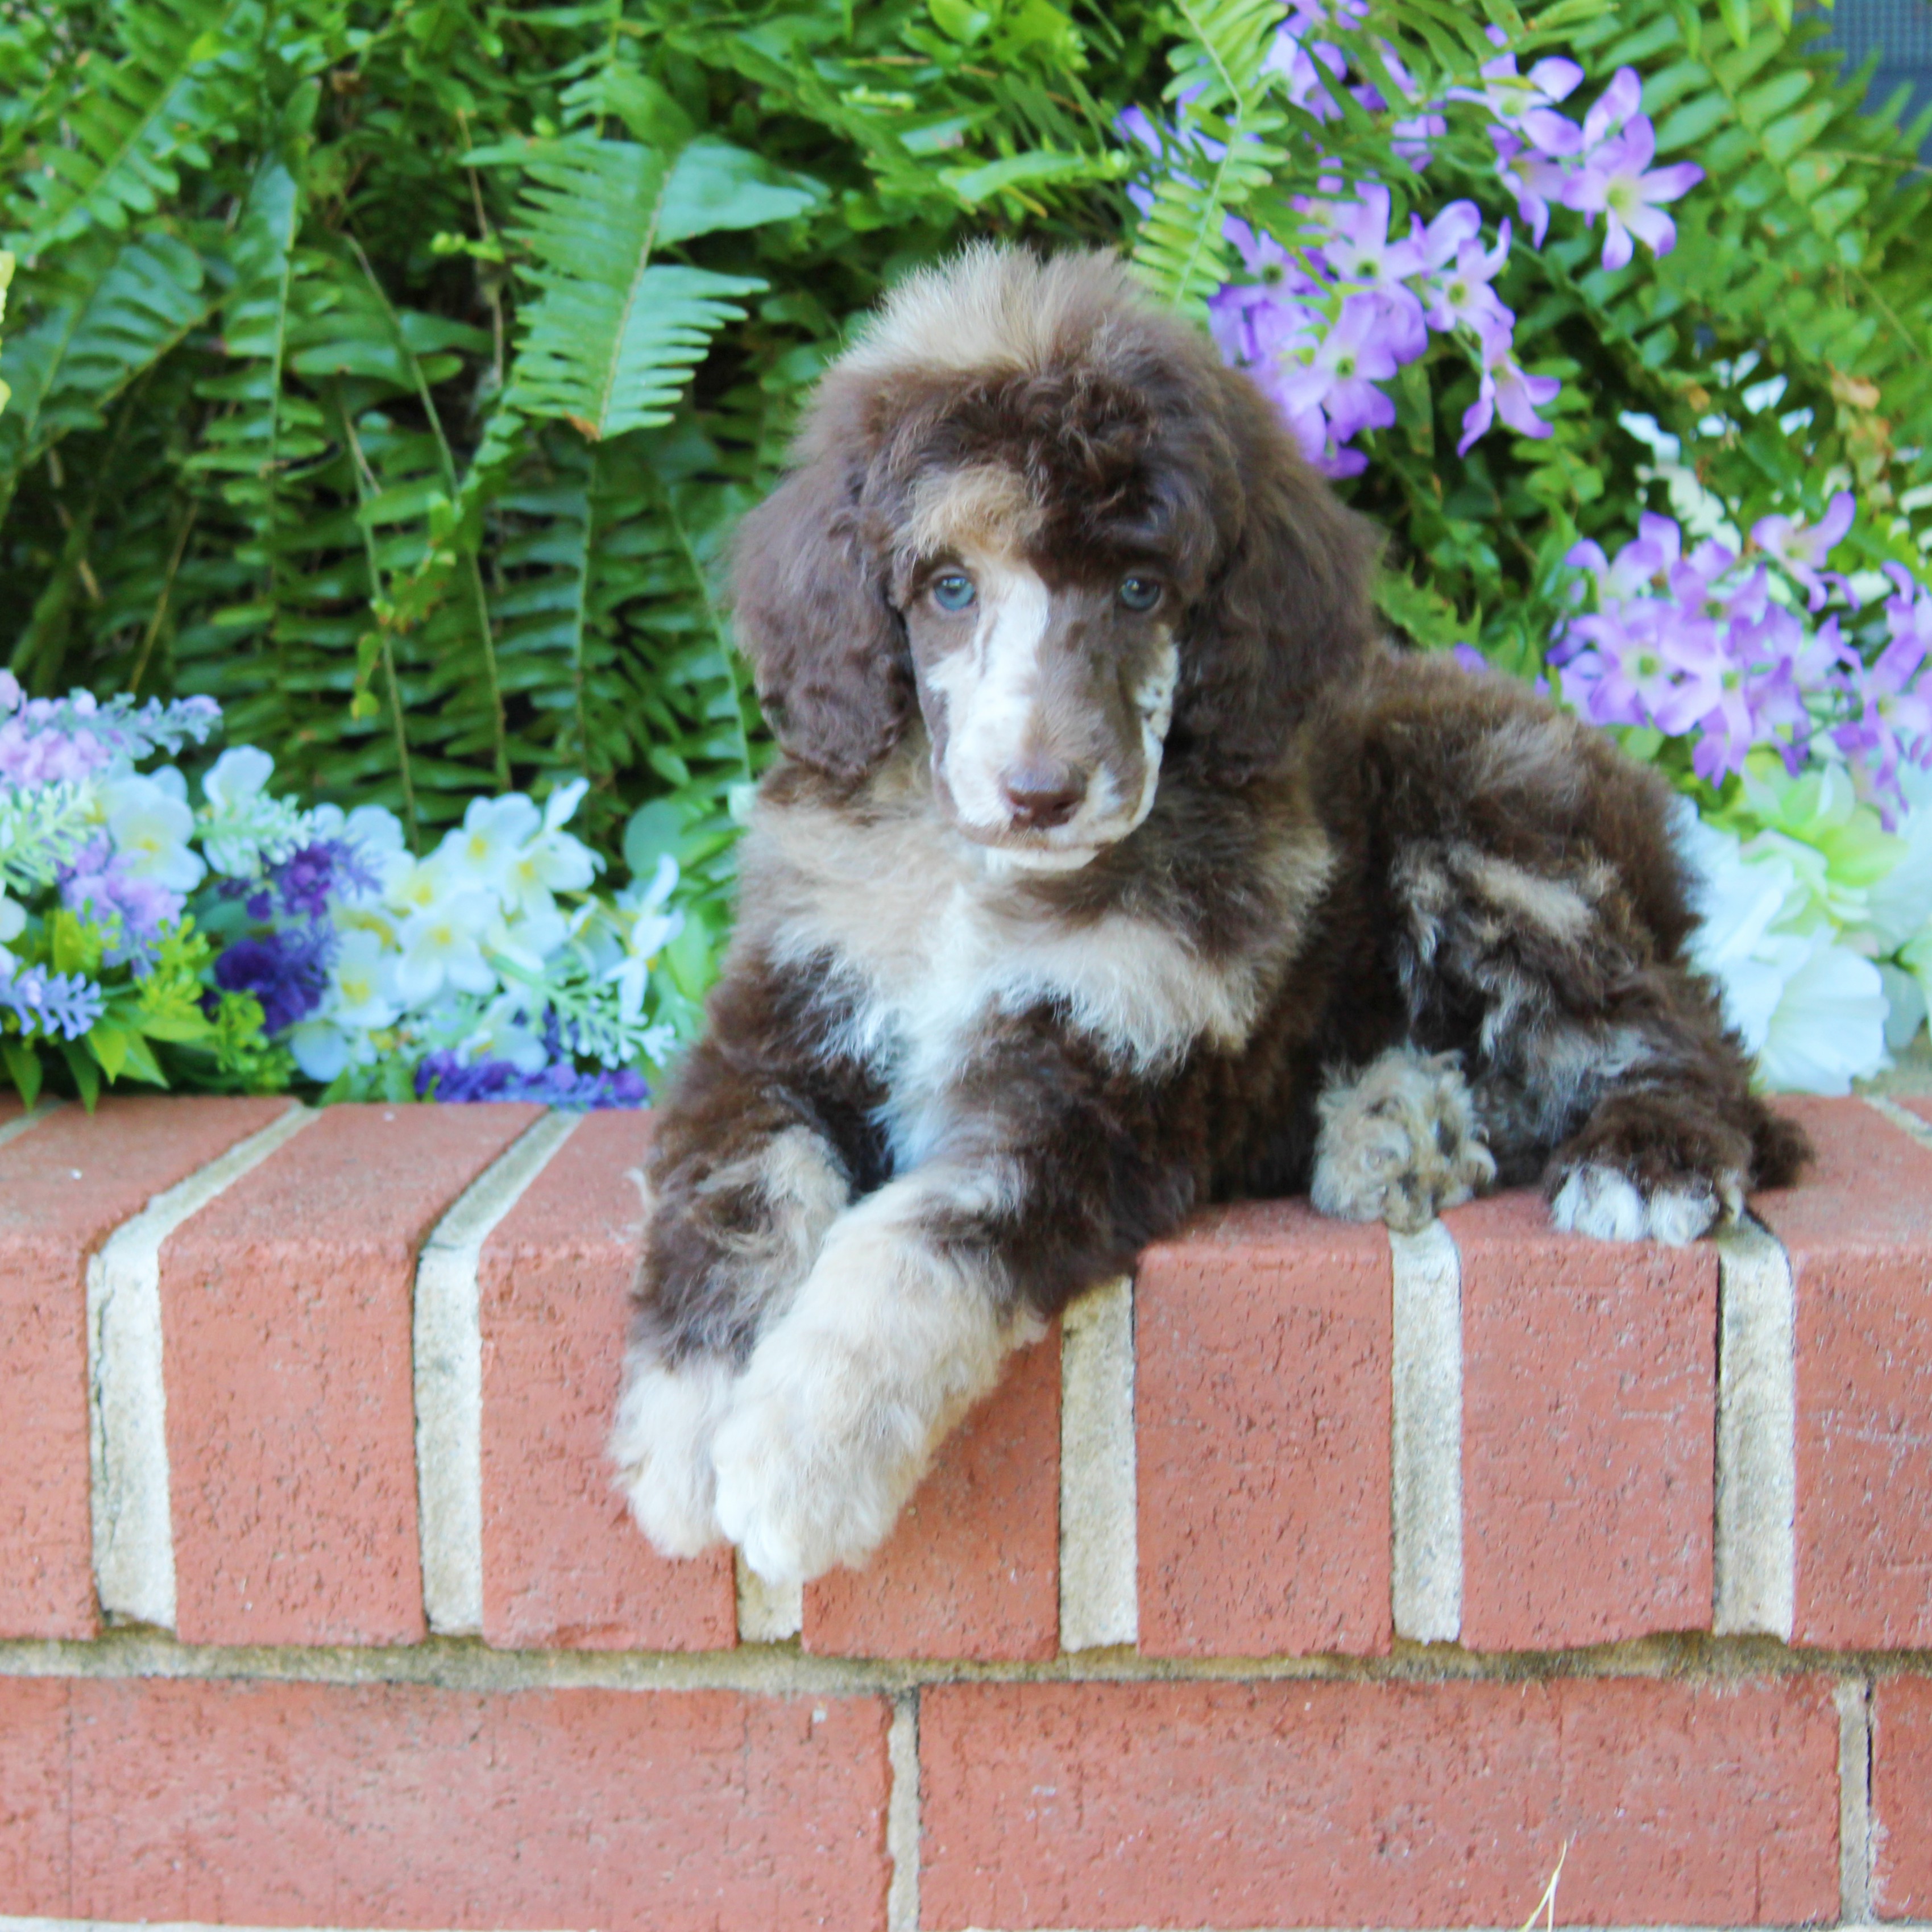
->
[209,840,377,1034]
[1482,64,1705,272]
[1553,500,1932,812]
[413,1048,648,1109]
[0,674,218,787]
[1141,0,1707,478]
[1206,190,1556,475]
[57,836,181,968]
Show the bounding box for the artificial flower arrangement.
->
[0,673,682,1108]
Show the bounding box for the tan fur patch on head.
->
[843,243,1142,384]
[903,463,1041,565]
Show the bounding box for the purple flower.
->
[1489,127,1570,247]
[213,926,332,1034]
[1457,324,1560,452]
[1454,51,1584,152]
[1580,65,1644,150]
[57,838,181,967]
[1751,491,1856,611]
[1280,293,1400,445]
[1650,628,1760,783]
[1420,219,1513,338]
[1565,512,1684,603]
[1562,113,1703,271]
[413,1049,649,1109]
[0,960,106,1041]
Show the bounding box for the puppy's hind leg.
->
[1546,1056,1807,1247]
[1311,1044,1498,1233]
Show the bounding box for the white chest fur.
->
[739,768,1275,1160]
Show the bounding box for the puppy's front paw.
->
[610,1349,736,1558]
[711,1329,923,1585]
[1311,1045,1496,1233]
[1548,1161,1740,1246]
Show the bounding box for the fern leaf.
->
[1129,0,1286,314]
[0,235,210,520]
[13,0,248,253]
[484,130,820,441]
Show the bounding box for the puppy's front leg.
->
[710,1160,1035,1584]
[615,966,886,1558]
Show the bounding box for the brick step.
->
[0,1092,1929,1926]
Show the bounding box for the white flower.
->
[442,794,541,898]
[198,745,309,875]
[385,847,464,918]
[603,853,683,1023]
[310,802,409,903]
[0,885,24,961]
[288,1021,351,1083]
[503,783,600,920]
[325,928,401,1030]
[1677,800,1889,1093]
[463,992,550,1075]
[393,892,497,1005]
[203,745,275,812]
[1755,930,1889,1095]
[101,774,206,893]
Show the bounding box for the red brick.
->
[1446,1188,1715,1651]
[1753,1097,1932,1648]
[805,1325,1059,1660]
[0,1095,291,1639]
[920,1675,1838,1930]
[160,1102,541,1647]
[1874,1674,1932,1916]
[479,1109,734,1650]
[1137,1200,1391,1657]
[0,1675,889,1929]
[0,1678,71,1907]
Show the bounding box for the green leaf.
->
[490,131,822,441]
[61,1042,101,1112]
[1,1039,43,1108]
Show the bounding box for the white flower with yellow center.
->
[101,773,206,893]
[394,890,497,1005]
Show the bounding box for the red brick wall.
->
[0,1093,1926,1928]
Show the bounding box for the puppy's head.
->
[733,246,1378,868]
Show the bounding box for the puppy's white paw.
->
[610,1350,736,1557]
[711,1328,923,1585]
[1548,1162,1740,1246]
[1311,1045,1496,1234]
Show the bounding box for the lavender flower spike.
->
[0,960,107,1041]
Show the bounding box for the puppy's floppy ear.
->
[1175,364,1381,782]
[731,396,913,783]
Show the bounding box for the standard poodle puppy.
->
[612,245,1807,1585]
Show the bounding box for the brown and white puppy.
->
[612,246,1808,1585]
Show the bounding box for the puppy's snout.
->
[1000,757,1087,830]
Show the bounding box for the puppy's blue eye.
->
[1118,575,1162,612]
[932,572,976,611]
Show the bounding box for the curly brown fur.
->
[613,244,1809,1583]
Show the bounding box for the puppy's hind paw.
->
[610,1349,736,1558]
[1311,1044,1497,1234]
[1548,1161,1742,1246]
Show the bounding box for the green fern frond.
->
[12,0,248,254]
[1129,0,1287,314]
[480,126,821,441]
[0,235,211,524]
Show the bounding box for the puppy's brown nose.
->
[1001,759,1085,830]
